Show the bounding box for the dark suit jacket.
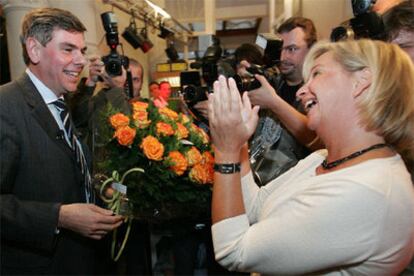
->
[0,73,98,275]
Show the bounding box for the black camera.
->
[182,36,280,107]
[181,37,228,107]
[101,12,129,76]
[233,63,268,93]
[330,0,385,41]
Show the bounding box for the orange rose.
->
[175,123,189,139]
[191,124,210,144]
[202,151,214,165]
[189,163,212,184]
[109,113,130,129]
[114,126,136,146]
[156,122,174,136]
[133,110,151,129]
[159,107,178,120]
[167,151,188,176]
[185,146,203,166]
[206,163,214,184]
[131,101,149,112]
[196,127,209,144]
[140,135,164,161]
[180,114,190,124]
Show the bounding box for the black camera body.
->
[330,0,385,41]
[182,59,236,107]
[182,85,209,107]
[233,64,268,93]
[101,12,129,76]
[182,37,278,108]
[101,52,129,77]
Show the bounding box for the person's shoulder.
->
[0,80,24,107]
[0,80,18,96]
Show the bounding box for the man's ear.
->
[25,37,42,65]
[352,67,372,98]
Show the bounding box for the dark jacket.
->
[249,76,310,186]
[0,73,98,274]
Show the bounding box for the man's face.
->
[159,82,171,100]
[391,29,414,63]
[31,29,87,97]
[130,65,143,98]
[149,83,160,98]
[279,27,310,84]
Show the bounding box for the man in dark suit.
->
[0,7,123,275]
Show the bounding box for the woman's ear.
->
[25,37,41,65]
[352,68,372,98]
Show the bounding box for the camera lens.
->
[182,85,208,106]
[103,55,123,76]
[331,26,348,42]
[233,74,261,93]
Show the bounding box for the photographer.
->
[193,43,265,121]
[69,56,153,275]
[383,2,414,274]
[383,0,414,63]
[246,17,319,186]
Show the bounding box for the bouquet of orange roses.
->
[95,100,214,223]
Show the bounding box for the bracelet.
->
[213,163,241,174]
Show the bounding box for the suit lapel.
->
[16,74,75,159]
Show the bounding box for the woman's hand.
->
[208,75,259,157]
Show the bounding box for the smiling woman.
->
[208,39,414,275]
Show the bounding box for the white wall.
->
[301,0,353,40]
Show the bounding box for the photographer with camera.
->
[245,17,318,186]
[192,43,265,120]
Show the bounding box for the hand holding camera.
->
[100,66,127,89]
[246,74,279,110]
[85,55,104,87]
[101,12,129,76]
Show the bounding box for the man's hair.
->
[159,81,170,87]
[234,43,264,65]
[303,39,414,162]
[382,0,414,41]
[129,58,144,79]
[277,17,317,48]
[149,81,159,86]
[21,7,86,65]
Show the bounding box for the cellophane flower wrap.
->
[96,100,213,222]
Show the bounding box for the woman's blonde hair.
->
[303,39,414,162]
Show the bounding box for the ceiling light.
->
[145,0,171,19]
[122,26,153,53]
[158,23,174,39]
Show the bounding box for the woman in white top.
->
[207,39,414,275]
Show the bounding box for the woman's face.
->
[296,52,356,132]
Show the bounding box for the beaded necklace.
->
[322,143,388,170]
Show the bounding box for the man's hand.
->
[86,55,104,87]
[101,67,127,89]
[247,74,279,110]
[58,204,123,240]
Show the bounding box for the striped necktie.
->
[53,99,95,203]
